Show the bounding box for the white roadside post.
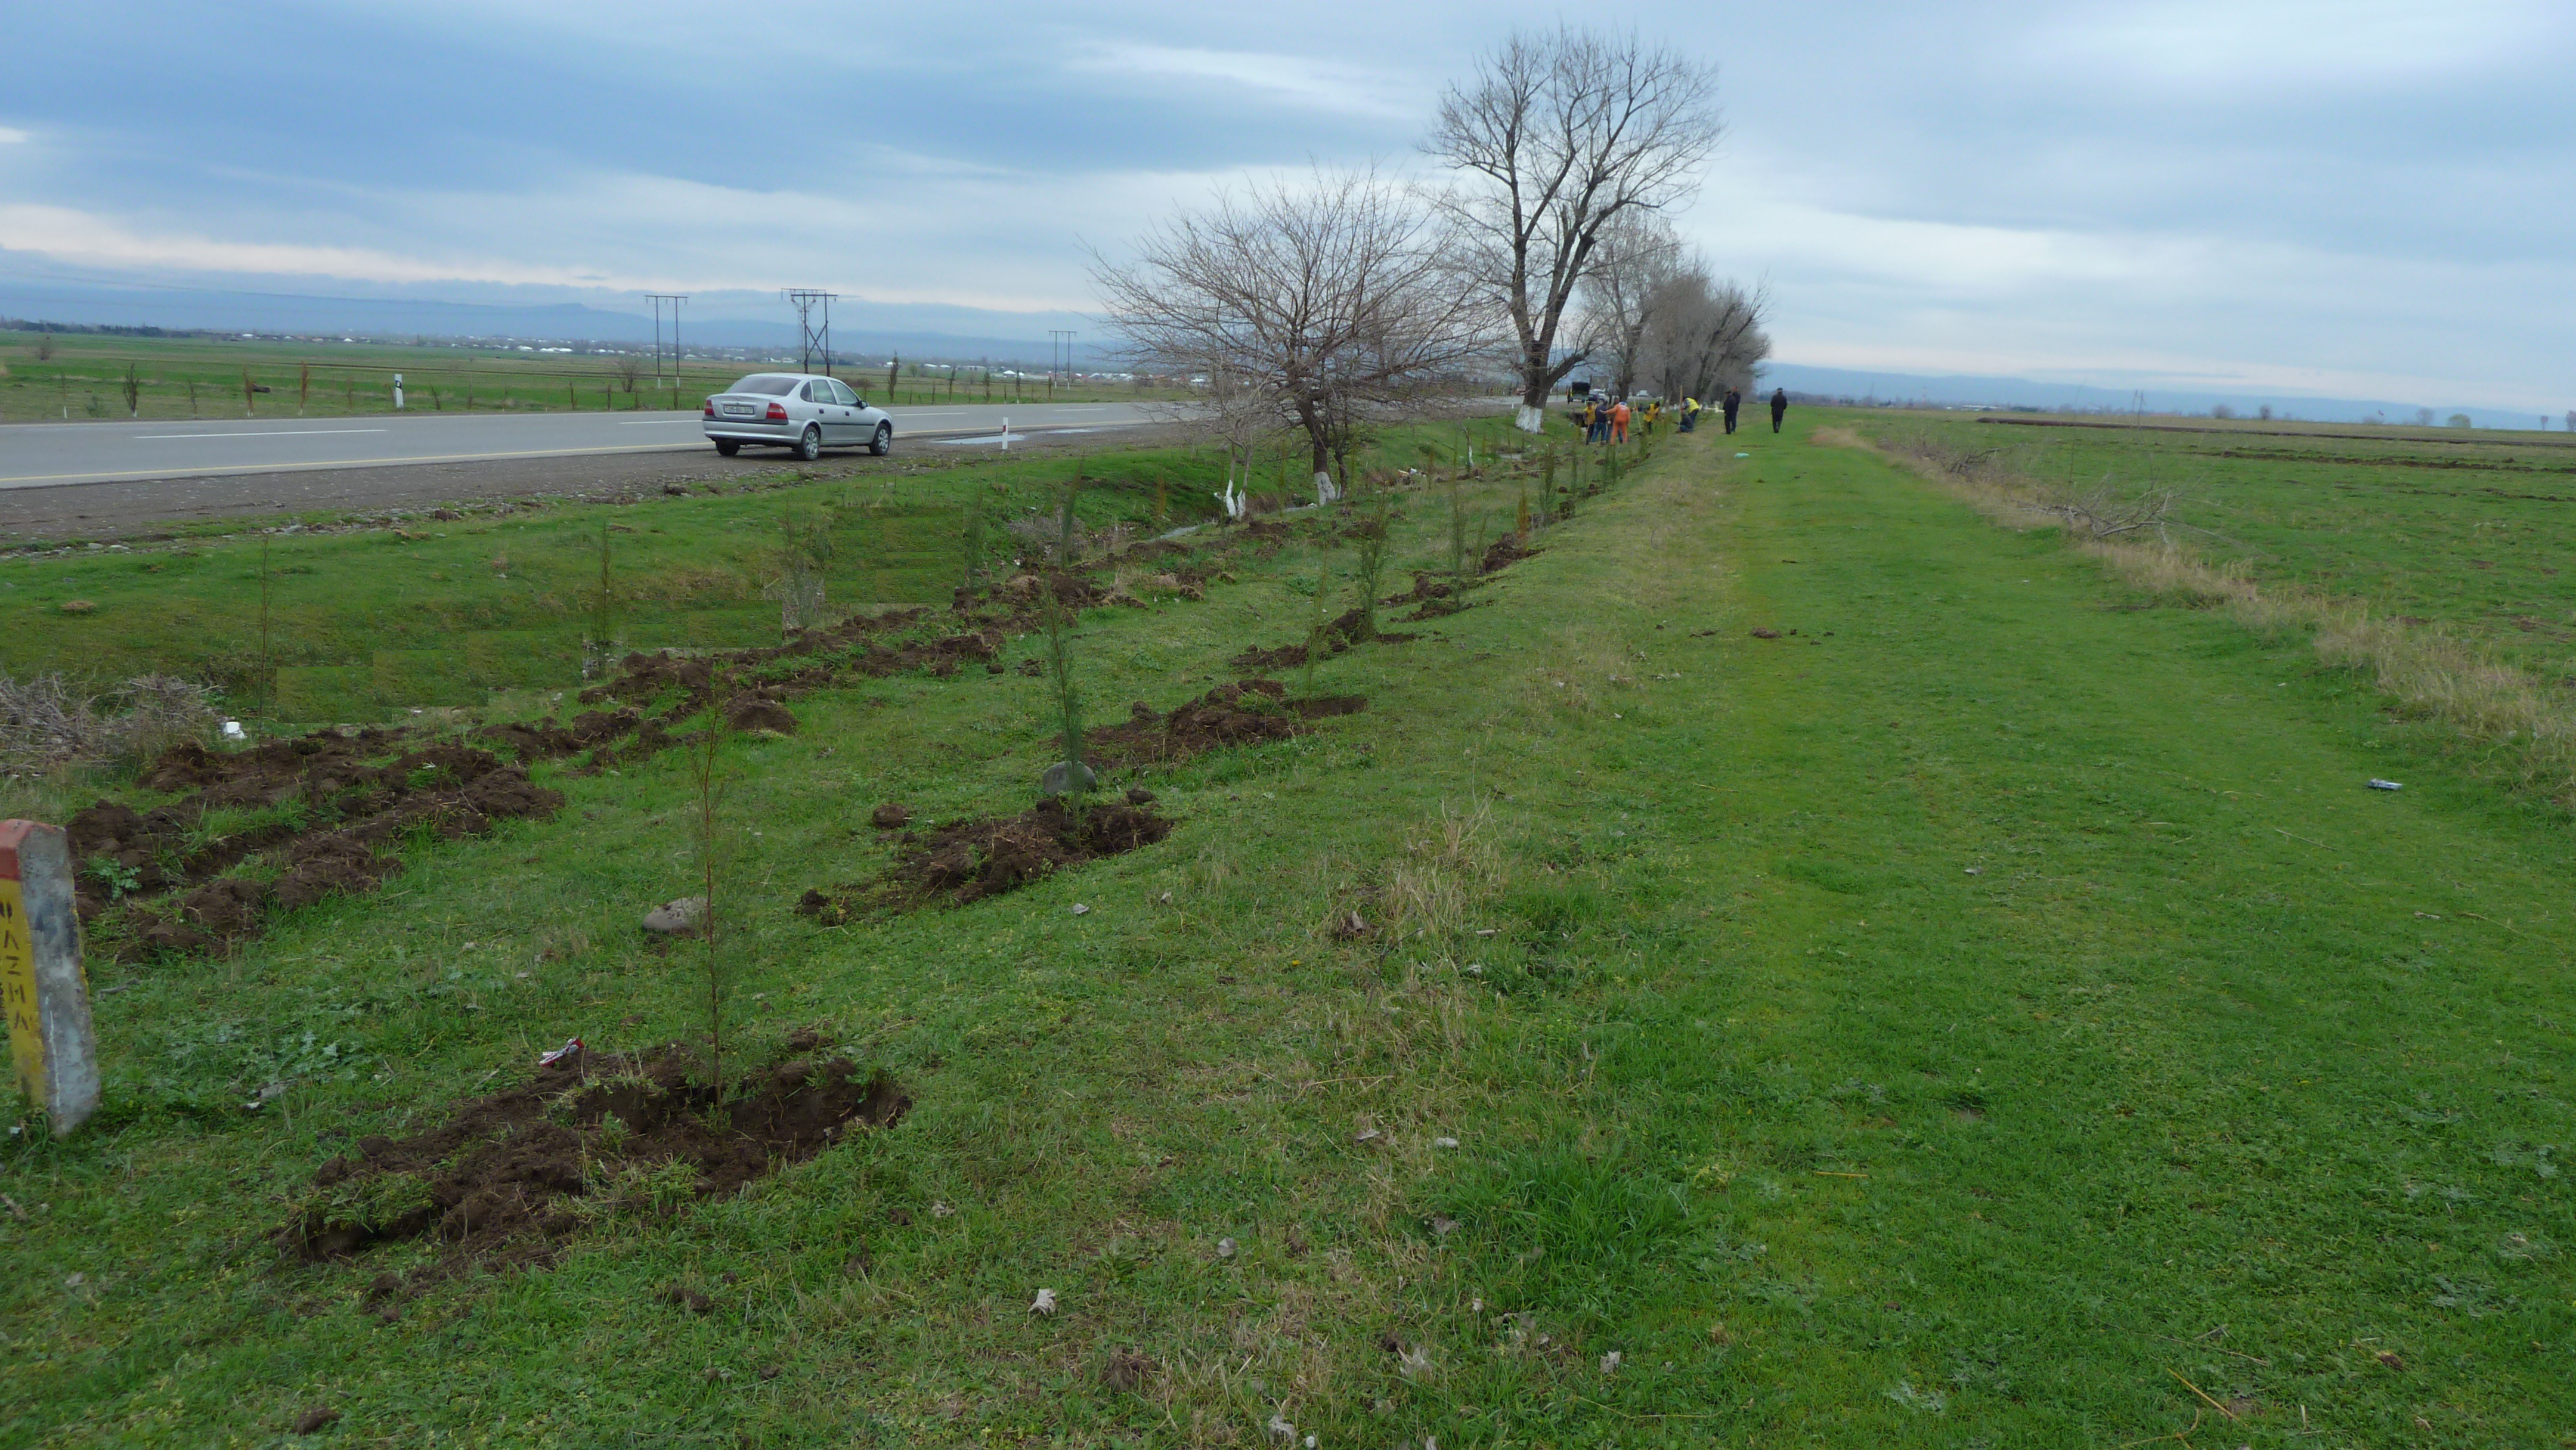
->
[1001,416,1010,453]
[392,373,405,410]
[1,820,98,1137]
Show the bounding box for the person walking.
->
[1721,388,1740,435]
[1770,387,1788,433]
[1611,397,1631,444]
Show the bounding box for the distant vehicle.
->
[701,372,891,460]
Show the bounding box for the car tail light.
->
[765,402,788,422]
[702,399,715,417]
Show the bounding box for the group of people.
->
[1575,385,1791,442]
[1577,392,1657,444]
[1671,386,1789,435]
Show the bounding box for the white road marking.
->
[616,419,701,427]
[134,429,391,440]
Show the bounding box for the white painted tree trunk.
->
[1515,404,1546,433]
[1313,470,1340,506]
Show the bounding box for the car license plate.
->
[723,404,756,417]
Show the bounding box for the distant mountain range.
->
[1762,362,2560,433]
[0,274,1114,367]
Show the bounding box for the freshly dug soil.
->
[283,1043,907,1285]
[71,736,565,958]
[800,797,1173,920]
[1225,609,1414,673]
[1088,678,1370,767]
[1481,531,1540,574]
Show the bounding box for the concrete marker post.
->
[1,821,99,1136]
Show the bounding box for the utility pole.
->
[1049,329,1075,392]
[785,289,838,376]
[648,295,687,405]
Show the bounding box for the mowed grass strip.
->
[5,420,2572,1446]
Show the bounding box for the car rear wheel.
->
[793,425,822,461]
[869,423,891,457]
[714,439,741,457]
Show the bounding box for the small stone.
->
[642,897,706,935]
[1041,761,1100,797]
[1216,1237,1237,1259]
[871,802,910,829]
[1431,1216,1458,1237]
[1126,786,1156,805]
[291,1406,339,1434]
[1030,1287,1058,1316]
[57,600,96,615]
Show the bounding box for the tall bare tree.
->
[1095,170,1487,501]
[1576,213,1687,400]
[1424,29,1722,432]
[1635,265,1770,407]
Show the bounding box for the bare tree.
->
[613,354,645,394]
[1095,169,1487,501]
[1634,264,1770,407]
[1424,29,1722,432]
[1575,213,1687,400]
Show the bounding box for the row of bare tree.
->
[1093,27,1770,497]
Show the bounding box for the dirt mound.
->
[1085,679,1370,768]
[78,736,564,958]
[1481,532,1539,574]
[1225,608,1414,673]
[283,1045,907,1285]
[800,797,1173,920]
[724,696,798,735]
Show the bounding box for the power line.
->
[647,294,686,398]
[785,289,838,376]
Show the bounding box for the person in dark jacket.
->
[1720,389,1740,434]
[1769,388,1788,433]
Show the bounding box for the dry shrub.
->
[1,674,221,776]
[1830,427,2576,792]
[1381,799,1501,943]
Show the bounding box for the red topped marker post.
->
[1,821,98,1136]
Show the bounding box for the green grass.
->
[1876,411,2576,677]
[1,445,1237,719]
[4,413,2572,1446]
[0,328,1186,425]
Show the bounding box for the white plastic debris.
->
[930,1200,956,1218]
[1600,1350,1623,1374]
[1434,1136,1460,1150]
[2368,779,2403,791]
[1265,1412,1296,1442]
[1963,866,1982,875]
[220,720,246,741]
[1030,1288,1057,1316]
[1216,1237,1237,1259]
[1399,1346,1433,1379]
[1354,1128,1382,1145]
[535,1037,583,1068]
[1072,903,1091,915]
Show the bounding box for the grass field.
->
[0,327,1173,425]
[1,445,1234,722]
[2,411,2572,1446]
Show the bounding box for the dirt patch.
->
[1481,531,1539,574]
[1086,678,1369,767]
[72,735,565,958]
[282,1043,907,1286]
[800,797,1174,921]
[1225,609,1414,673]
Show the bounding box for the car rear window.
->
[726,375,800,396]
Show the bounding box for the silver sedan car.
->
[701,372,893,460]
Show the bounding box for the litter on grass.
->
[2368,779,2404,791]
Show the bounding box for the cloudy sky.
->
[2,0,2568,409]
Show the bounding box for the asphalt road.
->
[0,401,1166,491]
